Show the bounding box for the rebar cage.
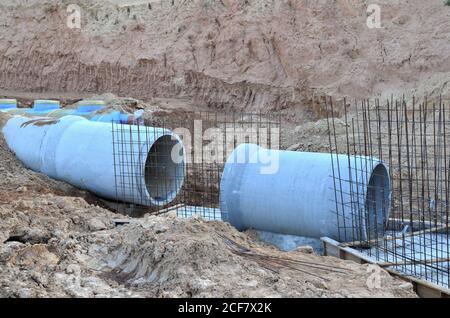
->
[327,96,450,289]
[111,111,281,220]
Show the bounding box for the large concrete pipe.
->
[75,100,105,113]
[46,110,141,124]
[28,100,61,114]
[220,144,391,242]
[0,99,17,110]
[4,108,140,124]
[2,115,185,206]
[1,99,61,116]
[42,100,105,118]
[2,99,139,124]
[2,109,26,115]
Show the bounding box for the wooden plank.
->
[385,267,450,298]
[321,237,450,298]
[379,257,450,268]
[322,237,375,264]
[322,237,340,258]
[340,225,448,248]
[340,250,366,264]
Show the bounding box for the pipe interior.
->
[365,163,391,236]
[144,135,184,204]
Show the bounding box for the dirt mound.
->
[86,214,416,298]
[0,210,418,298]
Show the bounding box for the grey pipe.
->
[3,115,186,207]
[220,144,391,242]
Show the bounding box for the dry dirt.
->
[0,111,416,298]
[2,0,449,298]
[1,0,449,122]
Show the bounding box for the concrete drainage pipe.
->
[2,115,185,207]
[220,144,391,242]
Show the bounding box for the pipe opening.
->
[144,135,185,205]
[365,163,391,238]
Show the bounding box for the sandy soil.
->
[2,0,449,298]
[0,0,449,122]
[0,110,417,298]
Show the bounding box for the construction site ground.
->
[0,104,416,298]
[1,0,450,298]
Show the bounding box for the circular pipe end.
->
[363,162,391,240]
[143,134,185,206]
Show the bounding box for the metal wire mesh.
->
[327,96,450,289]
[111,111,281,220]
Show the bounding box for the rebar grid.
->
[111,111,281,220]
[327,96,450,288]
